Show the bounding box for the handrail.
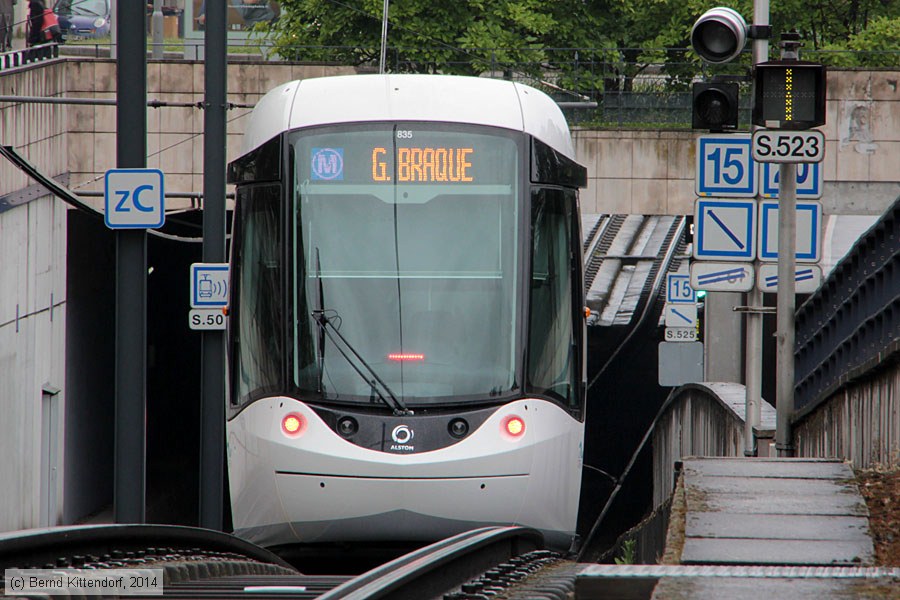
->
[0,43,60,71]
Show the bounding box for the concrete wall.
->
[0,197,67,531]
[573,70,900,217]
[3,60,898,217]
[64,60,356,212]
[18,60,897,218]
[0,63,68,532]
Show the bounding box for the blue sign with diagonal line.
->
[757,264,823,294]
[690,261,755,292]
[694,198,756,261]
[665,303,698,328]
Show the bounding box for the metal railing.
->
[0,43,60,71]
[16,41,900,127]
[794,196,900,413]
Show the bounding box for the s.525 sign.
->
[752,129,825,163]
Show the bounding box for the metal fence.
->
[48,41,900,127]
[0,43,60,72]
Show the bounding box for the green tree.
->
[266,0,611,79]
[259,0,900,86]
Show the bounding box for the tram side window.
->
[527,187,579,409]
[231,184,283,405]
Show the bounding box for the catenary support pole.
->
[199,0,227,530]
[745,0,769,457]
[114,0,147,524]
[379,0,389,73]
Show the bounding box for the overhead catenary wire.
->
[0,144,227,243]
[0,95,254,108]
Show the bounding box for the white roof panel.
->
[240,74,575,159]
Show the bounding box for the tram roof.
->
[241,74,576,160]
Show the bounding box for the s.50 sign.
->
[752,129,825,163]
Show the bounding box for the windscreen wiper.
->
[315,250,326,394]
[311,252,413,416]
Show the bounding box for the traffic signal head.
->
[691,7,748,63]
[752,61,826,129]
[692,82,739,132]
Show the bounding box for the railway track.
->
[0,524,575,599]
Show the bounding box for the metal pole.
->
[775,160,797,456]
[110,0,117,60]
[745,0,769,457]
[744,287,763,456]
[114,0,147,524]
[774,36,800,458]
[199,0,227,531]
[379,0,389,74]
[152,0,164,60]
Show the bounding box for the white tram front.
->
[225,74,588,550]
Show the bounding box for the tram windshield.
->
[290,125,520,405]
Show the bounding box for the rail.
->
[0,525,547,598]
[794,195,900,414]
[319,526,543,600]
[0,524,294,570]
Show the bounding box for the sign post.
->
[751,32,826,457]
[200,0,228,532]
[775,158,798,457]
[113,0,149,525]
[743,0,769,458]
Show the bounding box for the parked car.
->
[55,0,111,39]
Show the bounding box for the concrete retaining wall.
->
[0,62,68,532]
[574,71,900,216]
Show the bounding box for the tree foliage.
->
[267,0,611,77]
[261,0,900,84]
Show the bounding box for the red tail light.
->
[281,413,306,437]
[503,416,525,437]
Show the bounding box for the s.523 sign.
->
[752,129,825,163]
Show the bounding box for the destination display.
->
[371,146,475,182]
[296,126,517,187]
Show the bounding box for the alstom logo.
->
[390,424,415,451]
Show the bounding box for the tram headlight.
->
[281,413,306,437]
[337,416,359,438]
[448,418,469,438]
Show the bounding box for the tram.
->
[225,74,588,550]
